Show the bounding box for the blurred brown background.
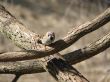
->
[0,0,110,82]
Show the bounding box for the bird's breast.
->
[41,37,52,45]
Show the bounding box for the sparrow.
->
[41,31,55,46]
[37,31,55,50]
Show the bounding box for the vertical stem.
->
[12,74,21,82]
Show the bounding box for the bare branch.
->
[0,60,45,74]
[64,32,110,64]
[39,54,89,82]
[0,54,89,82]
[0,51,39,61]
[12,74,21,82]
[0,31,110,62]
[0,31,110,74]
[0,5,109,60]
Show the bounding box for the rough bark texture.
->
[0,30,110,74]
[39,53,89,82]
[64,32,110,64]
[0,5,89,81]
[0,4,110,82]
[0,5,109,60]
[0,60,45,74]
[0,30,110,62]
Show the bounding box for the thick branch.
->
[0,5,109,82]
[0,5,109,60]
[0,31,110,62]
[0,60,45,74]
[0,51,39,61]
[0,4,108,82]
[0,54,89,82]
[39,54,89,82]
[64,32,110,64]
[0,5,90,82]
[0,31,110,74]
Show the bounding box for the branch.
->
[0,51,39,61]
[0,31,110,74]
[0,4,108,82]
[0,31,110,62]
[0,60,45,74]
[64,32,110,64]
[0,5,110,60]
[38,54,89,82]
[12,74,21,82]
[0,54,89,82]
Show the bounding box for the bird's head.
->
[41,31,55,45]
[45,31,55,41]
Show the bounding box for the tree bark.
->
[12,74,21,82]
[0,4,109,82]
[0,5,109,60]
[39,53,89,82]
[0,30,110,75]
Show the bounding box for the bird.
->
[37,31,55,50]
[41,31,55,45]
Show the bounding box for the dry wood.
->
[0,4,109,82]
[64,32,110,64]
[39,53,89,82]
[0,31,110,74]
[0,5,109,60]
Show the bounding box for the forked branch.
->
[0,5,91,82]
[0,31,110,74]
[0,5,109,60]
[0,4,110,82]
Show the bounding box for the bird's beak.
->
[50,36,54,41]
